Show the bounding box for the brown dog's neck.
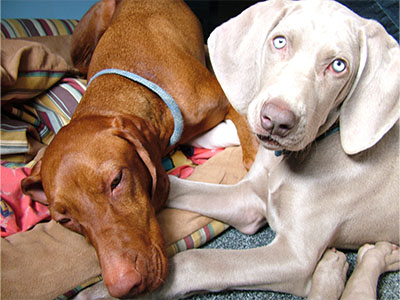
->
[72,75,175,154]
[87,68,183,148]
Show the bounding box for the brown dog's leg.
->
[70,0,121,74]
[227,105,259,170]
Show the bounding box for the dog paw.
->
[357,242,400,274]
[308,248,348,300]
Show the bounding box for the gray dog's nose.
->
[261,101,297,137]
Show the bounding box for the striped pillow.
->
[1,78,86,166]
[1,19,78,38]
[166,220,229,257]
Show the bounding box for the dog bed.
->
[1,19,247,299]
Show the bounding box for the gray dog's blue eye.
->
[332,59,346,73]
[273,36,287,49]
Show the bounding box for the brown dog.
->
[21,0,257,298]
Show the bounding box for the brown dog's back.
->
[71,0,230,152]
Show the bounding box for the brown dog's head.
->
[21,115,169,298]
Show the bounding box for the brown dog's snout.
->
[95,218,168,298]
[104,267,142,298]
[261,101,297,137]
[102,255,146,298]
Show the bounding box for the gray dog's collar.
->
[275,123,340,157]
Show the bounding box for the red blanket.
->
[1,166,50,237]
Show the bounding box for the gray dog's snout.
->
[261,101,297,137]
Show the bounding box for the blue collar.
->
[88,68,183,147]
[275,123,340,157]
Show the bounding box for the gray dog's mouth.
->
[257,134,282,148]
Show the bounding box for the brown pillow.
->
[1,36,77,102]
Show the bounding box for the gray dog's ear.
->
[340,20,400,155]
[207,0,290,116]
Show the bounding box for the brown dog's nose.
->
[261,101,297,137]
[104,267,143,298]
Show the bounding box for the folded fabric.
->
[1,77,86,165]
[167,146,224,178]
[189,119,240,149]
[1,37,77,101]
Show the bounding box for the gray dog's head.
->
[208,0,399,155]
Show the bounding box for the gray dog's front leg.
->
[141,234,321,300]
[167,146,274,234]
[167,176,267,235]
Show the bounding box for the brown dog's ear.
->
[21,159,48,205]
[111,116,169,212]
[340,20,400,154]
[70,0,121,74]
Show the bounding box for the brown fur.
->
[21,0,257,298]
